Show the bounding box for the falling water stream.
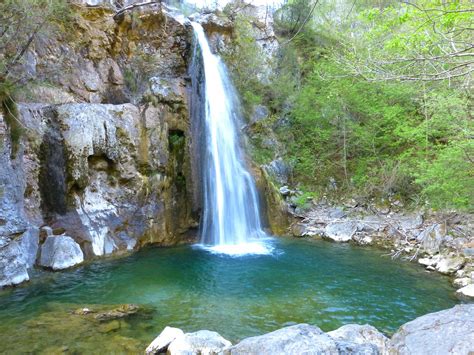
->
[190,23,271,255]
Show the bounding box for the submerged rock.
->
[226,324,338,355]
[167,330,231,355]
[93,304,141,322]
[388,304,474,354]
[38,235,84,270]
[328,324,388,354]
[146,326,185,354]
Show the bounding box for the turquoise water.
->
[0,237,461,353]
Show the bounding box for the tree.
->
[334,0,473,84]
[0,0,69,155]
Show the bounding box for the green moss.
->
[1,92,23,158]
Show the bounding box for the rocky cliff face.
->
[0,2,199,287]
[0,1,287,288]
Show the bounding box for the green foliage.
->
[124,53,160,102]
[0,0,71,156]
[236,0,474,211]
[1,93,23,157]
[222,14,268,115]
[294,191,317,209]
[415,141,474,211]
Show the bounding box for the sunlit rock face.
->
[0,3,200,287]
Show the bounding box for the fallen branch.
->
[113,0,162,20]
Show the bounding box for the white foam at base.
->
[196,240,274,256]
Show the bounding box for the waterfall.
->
[190,22,271,255]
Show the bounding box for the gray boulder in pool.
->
[388,304,474,354]
[39,235,84,270]
[225,324,339,355]
[167,330,232,355]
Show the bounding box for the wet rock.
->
[226,324,337,355]
[39,235,84,270]
[456,284,474,298]
[328,324,388,354]
[146,326,185,354]
[324,222,358,242]
[98,320,121,333]
[388,304,474,354]
[167,330,231,355]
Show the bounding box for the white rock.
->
[167,330,231,355]
[324,222,358,242]
[453,277,471,288]
[226,324,338,355]
[456,284,474,298]
[388,304,474,354]
[418,257,438,267]
[435,256,465,274]
[39,236,84,270]
[145,326,184,354]
[0,242,30,288]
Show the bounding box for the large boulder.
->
[146,326,184,354]
[226,324,338,355]
[324,222,358,242]
[0,228,39,288]
[388,304,474,354]
[167,330,232,355]
[328,324,388,354]
[417,224,446,255]
[0,241,30,287]
[435,256,465,274]
[38,236,84,270]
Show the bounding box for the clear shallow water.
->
[0,238,461,353]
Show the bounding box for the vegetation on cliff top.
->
[225,0,473,211]
[0,0,70,155]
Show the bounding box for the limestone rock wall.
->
[0,3,198,287]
